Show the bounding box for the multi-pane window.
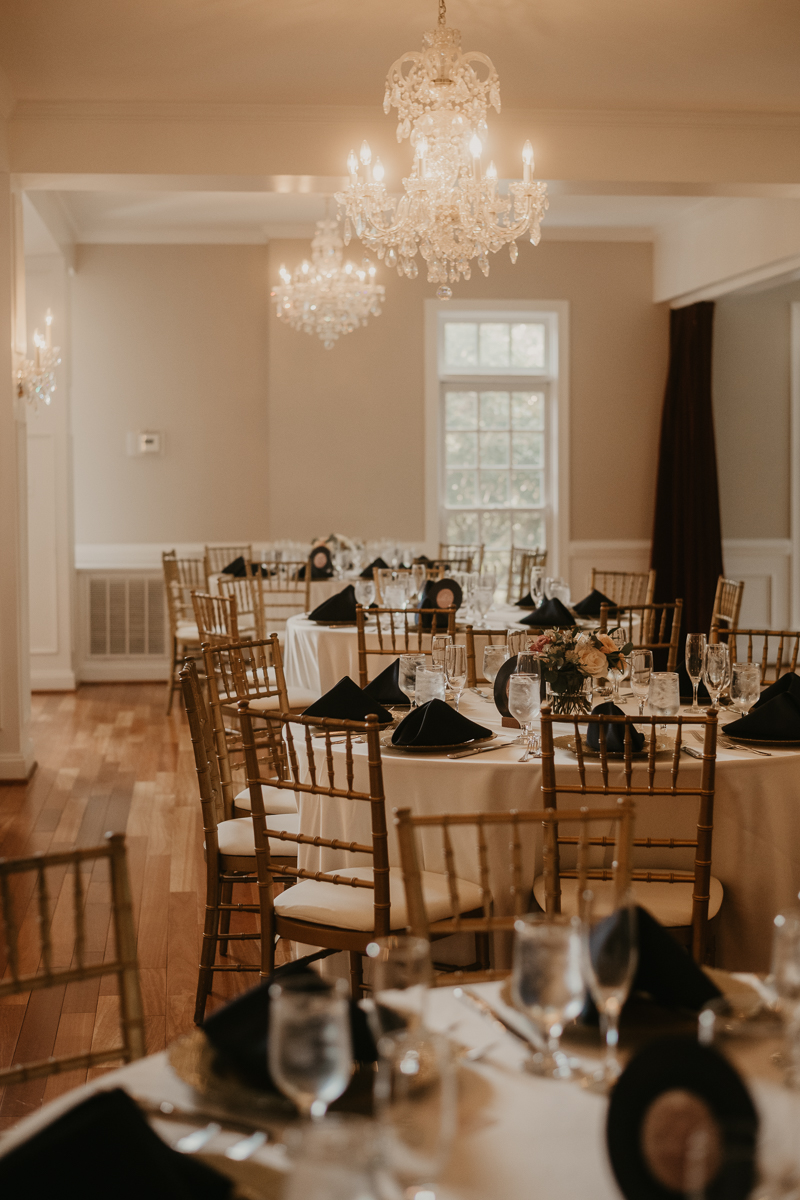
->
[439,316,553,579]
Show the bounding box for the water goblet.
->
[473,579,495,629]
[608,627,629,704]
[507,630,530,658]
[365,934,432,1040]
[702,644,731,707]
[579,893,638,1091]
[414,666,446,706]
[431,633,453,669]
[384,578,406,611]
[511,914,586,1080]
[769,911,800,1088]
[268,978,353,1120]
[444,643,468,711]
[529,564,544,607]
[515,651,539,675]
[647,671,680,729]
[483,645,509,692]
[354,578,376,610]
[685,632,707,712]
[410,562,427,599]
[730,662,761,713]
[398,653,426,709]
[629,649,653,716]
[508,671,541,760]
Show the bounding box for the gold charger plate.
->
[309,620,357,627]
[723,732,800,747]
[381,733,496,754]
[553,733,667,759]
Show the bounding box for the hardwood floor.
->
[0,683,288,1131]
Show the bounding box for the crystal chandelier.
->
[335,0,548,297]
[270,217,385,349]
[16,309,61,409]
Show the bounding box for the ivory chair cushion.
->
[213,814,299,858]
[532,875,723,927]
[233,784,299,814]
[176,621,200,642]
[247,688,319,711]
[274,866,484,932]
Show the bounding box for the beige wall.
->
[71,243,269,543]
[713,281,800,541]
[268,237,668,544]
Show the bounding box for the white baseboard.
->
[31,668,77,691]
[78,658,170,683]
[0,749,37,782]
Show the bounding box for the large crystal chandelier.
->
[270,217,385,349]
[335,0,548,297]
[15,309,61,409]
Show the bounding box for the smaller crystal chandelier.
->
[336,0,548,296]
[16,309,61,409]
[270,216,385,349]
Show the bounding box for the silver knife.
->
[681,745,703,760]
[448,740,516,759]
[454,986,545,1051]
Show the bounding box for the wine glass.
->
[365,934,432,1040]
[482,645,509,695]
[508,672,540,761]
[529,564,544,607]
[410,562,427,599]
[685,633,707,712]
[702,644,731,707]
[730,662,761,713]
[629,649,653,716]
[398,653,426,708]
[516,651,539,675]
[444,644,468,711]
[511,914,586,1080]
[473,578,495,629]
[507,630,530,658]
[268,979,353,1120]
[580,894,638,1091]
[431,633,453,669]
[647,671,680,730]
[354,578,376,609]
[414,666,446,705]
[608,628,629,705]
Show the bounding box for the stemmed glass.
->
[473,577,495,629]
[629,649,653,716]
[529,565,544,607]
[354,578,376,610]
[508,671,540,761]
[398,653,426,709]
[702,644,731,708]
[507,630,530,659]
[511,914,586,1080]
[579,894,638,1092]
[685,633,707,712]
[608,628,629,705]
[482,645,509,697]
[410,562,427,600]
[444,644,468,711]
[384,577,407,611]
[268,979,353,1120]
[366,934,432,1039]
[431,633,453,670]
[730,662,761,713]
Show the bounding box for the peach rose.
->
[577,645,608,677]
[596,633,618,655]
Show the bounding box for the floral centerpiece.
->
[527,629,632,715]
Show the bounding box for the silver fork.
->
[691,730,771,757]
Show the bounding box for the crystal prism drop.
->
[436,286,453,301]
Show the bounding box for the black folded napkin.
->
[221,555,247,577]
[360,556,388,578]
[677,656,711,704]
[752,668,799,709]
[416,577,463,630]
[724,673,800,740]
[308,584,357,623]
[0,1087,232,1200]
[363,658,409,706]
[303,676,392,724]
[413,555,433,566]
[204,963,378,1094]
[572,588,615,618]
[586,701,645,753]
[392,698,491,747]
[519,596,575,627]
[297,546,334,580]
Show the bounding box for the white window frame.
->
[424,299,570,578]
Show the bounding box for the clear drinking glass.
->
[629,649,653,716]
[268,980,353,1119]
[473,579,495,629]
[398,653,426,708]
[365,934,432,1039]
[483,645,509,688]
[444,643,468,711]
[414,666,446,706]
[410,563,427,599]
[384,580,407,611]
[608,627,629,704]
[354,578,376,609]
[730,662,761,713]
[516,651,539,675]
[580,894,638,1091]
[647,671,680,720]
[702,644,731,706]
[769,911,800,1089]
[685,632,707,712]
[529,564,544,606]
[507,630,530,658]
[431,633,453,669]
[511,914,586,1079]
[508,671,541,760]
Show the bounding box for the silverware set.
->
[135,1097,279,1160]
[691,730,771,757]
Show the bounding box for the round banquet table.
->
[294,689,800,972]
[1,981,798,1200]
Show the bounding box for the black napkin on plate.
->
[221,555,247,577]
[0,1087,232,1200]
[677,657,711,704]
[752,668,800,709]
[413,555,434,566]
[308,584,357,623]
[586,701,645,753]
[391,698,491,747]
[572,588,616,618]
[580,906,721,1027]
[515,591,537,608]
[724,673,800,740]
[204,963,378,1094]
[303,676,392,724]
[519,596,575,627]
[363,658,409,706]
[360,556,388,578]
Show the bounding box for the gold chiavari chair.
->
[355,604,457,688]
[508,546,547,602]
[711,626,800,685]
[395,798,633,985]
[192,590,240,646]
[217,574,261,638]
[180,660,298,1023]
[163,551,203,714]
[203,543,254,587]
[464,625,509,689]
[0,833,145,1085]
[539,703,721,963]
[439,543,484,572]
[709,576,745,636]
[254,561,311,634]
[428,555,473,575]
[599,599,683,672]
[590,568,656,608]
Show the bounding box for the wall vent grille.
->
[88,575,165,656]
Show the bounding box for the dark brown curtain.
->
[651,301,723,636]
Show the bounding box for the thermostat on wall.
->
[126,431,163,456]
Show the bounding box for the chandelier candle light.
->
[271,217,385,349]
[16,309,61,409]
[336,0,548,298]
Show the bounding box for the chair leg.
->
[348,951,364,999]
[218,878,233,956]
[475,931,491,972]
[195,873,223,1025]
[166,636,178,714]
[257,874,276,981]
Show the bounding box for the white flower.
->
[576,644,608,677]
